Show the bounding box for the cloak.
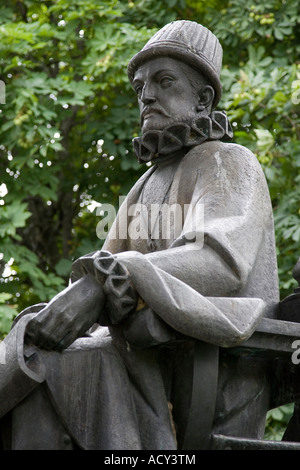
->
[0,140,279,449]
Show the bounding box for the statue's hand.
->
[25,274,105,351]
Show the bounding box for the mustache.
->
[140,106,171,123]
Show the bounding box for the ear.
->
[196,85,215,112]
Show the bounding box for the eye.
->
[159,76,174,88]
[134,83,143,96]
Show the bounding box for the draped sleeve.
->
[104,140,279,347]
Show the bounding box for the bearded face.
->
[132,57,214,134]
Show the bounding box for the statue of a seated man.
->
[0,20,279,450]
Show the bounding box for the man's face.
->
[133,57,200,133]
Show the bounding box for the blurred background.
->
[0,0,299,439]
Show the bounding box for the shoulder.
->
[178,140,270,201]
[183,140,265,180]
[186,140,259,166]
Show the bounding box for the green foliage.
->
[0,0,300,334]
[0,0,182,335]
[0,0,299,442]
[264,404,295,441]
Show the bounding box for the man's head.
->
[128,20,223,133]
[132,56,215,133]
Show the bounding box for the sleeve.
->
[113,250,266,347]
[0,311,46,419]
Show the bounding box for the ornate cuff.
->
[71,250,138,325]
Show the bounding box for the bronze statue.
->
[0,20,279,450]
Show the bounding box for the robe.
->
[0,140,279,449]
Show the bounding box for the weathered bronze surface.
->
[2,20,297,450]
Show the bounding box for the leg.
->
[11,384,75,450]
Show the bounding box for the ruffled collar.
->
[132,111,233,164]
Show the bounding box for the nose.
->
[140,82,156,105]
